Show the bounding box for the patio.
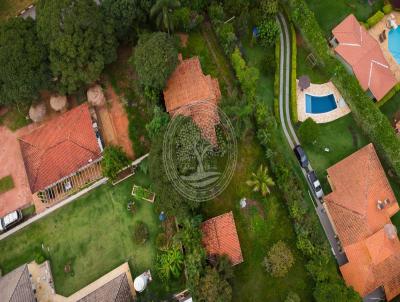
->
[296,80,350,123]
[368,11,400,81]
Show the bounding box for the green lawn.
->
[380,91,400,124]
[0,175,14,194]
[0,175,182,299]
[201,137,313,302]
[299,115,369,192]
[0,0,34,23]
[297,41,331,84]
[305,0,384,36]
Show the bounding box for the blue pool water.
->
[305,94,337,114]
[389,27,400,65]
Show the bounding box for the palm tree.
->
[246,165,275,197]
[150,0,181,35]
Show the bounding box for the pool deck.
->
[297,80,350,123]
[368,11,400,82]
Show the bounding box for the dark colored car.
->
[307,170,323,199]
[293,145,309,169]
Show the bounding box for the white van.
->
[0,210,22,232]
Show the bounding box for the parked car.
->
[0,210,23,232]
[307,170,323,199]
[293,145,309,169]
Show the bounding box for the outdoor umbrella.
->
[87,85,106,107]
[29,102,46,122]
[50,95,67,112]
[298,75,311,91]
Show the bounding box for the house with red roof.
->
[332,14,397,101]
[18,103,103,205]
[201,211,243,266]
[324,144,400,300]
[163,54,221,145]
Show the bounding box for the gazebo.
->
[50,95,67,112]
[29,102,46,122]
[87,85,106,107]
[298,75,311,91]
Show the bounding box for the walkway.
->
[277,13,347,266]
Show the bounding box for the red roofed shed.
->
[201,211,243,266]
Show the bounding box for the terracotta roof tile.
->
[18,104,101,193]
[324,143,400,300]
[332,15,397,100]
[201,211,243,266]
[163,56,221,144]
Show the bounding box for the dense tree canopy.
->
[0,18,49,105]
[37,0,117,94]
[131,32,178,91]
[101,0,153,40]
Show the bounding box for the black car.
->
[293,145,309,169]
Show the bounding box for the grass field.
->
[0,175,14,194]
[0,175,182,299]
[0,0,34,22]
[297,41,331,84]
[305,0,384,36]
[299,115,369,192]
[201,137,313,302]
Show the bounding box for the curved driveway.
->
[276,13,347,266]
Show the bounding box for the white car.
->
[307,171,324,199]
[0,210,22,232]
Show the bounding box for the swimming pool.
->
[389,27,400,65]
[305,94,337,114]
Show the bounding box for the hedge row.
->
[290,23,298,123]
[366,10,385,28]
[274,39,281,120]
[255,102,361,302]
[285,0,400,177]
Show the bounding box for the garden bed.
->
[132,184,155,203]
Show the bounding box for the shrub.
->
[156,247,184,281]
[172,7,191,32]
[263,241,294,277]
[383,4,393,14]
[208,2,224,25]
[231,47,260,103]
[101,145,130,181]
[298,118,319,145]
[215,22,237,56]
[285,291,301,302]
[35,252,46,264]
[156,233,169,251]
[366,10,385,28]
[133,221,149,244]
[377,83,400,108]
[258,18,280,47]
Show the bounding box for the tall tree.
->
[130,32,178,91]
[101,0,153,40]
[0,18,49,106]
[150,0,181,35]
[246,164,275,197]
[37,0,117,94]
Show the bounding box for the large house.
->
[18,103,103,205]
[201,211,243,266]
[323,144,400,300]
[163,54,221,145]
[332,14,397,101]
[0,262,136,302]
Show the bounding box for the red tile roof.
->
[324,143,400,300]
[332,15,397,100]
[163,55,221,144]
[201,211,243,266]
[18,104,101,193]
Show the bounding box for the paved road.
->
[276,13,347,266]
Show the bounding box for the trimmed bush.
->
[133,221,149,244]
[383,4,393,14]
[366,10,385,28]
[263,241,294,277]
[290,23,298,123]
